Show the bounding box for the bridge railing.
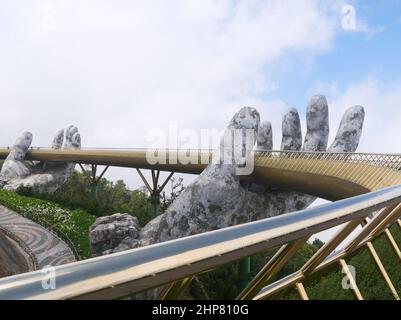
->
[1,147,401,164]
[2,147,401,180]
[254,150,401,168]
[0,184,400,300]
[252,150,401,192]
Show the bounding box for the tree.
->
[16,171,153,224]
[312,238,324,250]
[160,177,185,211]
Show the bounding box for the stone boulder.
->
[89,213,141,257]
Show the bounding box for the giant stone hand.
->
[136,95,364,246]
[90,94,365,256]
[0,125,81,193]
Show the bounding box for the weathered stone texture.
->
[89,95,365,259]
[89,213,141,257]
[0,126,81,193]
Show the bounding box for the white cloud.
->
[338,1,384,39]
[324,77,401,153]
[354,20,384,39]
[307,80,339,98]
[0,0,349,186]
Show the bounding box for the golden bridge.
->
[0,147,401,300]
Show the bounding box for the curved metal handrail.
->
[0,184,400,300]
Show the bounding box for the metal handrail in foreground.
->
[0,184,401,300]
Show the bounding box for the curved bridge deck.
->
[1,148,401,200]
[0,206,76,268]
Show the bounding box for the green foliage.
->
[311,238,324,249]
[290,226,401,300]
[302,266,355,300]
[17,171,154,226]
[160,177,185,212]
[194,262,239,299]
[1,170,175,260]
[0,188,95,258]
[189,226,401,300]
[190,242,321,299]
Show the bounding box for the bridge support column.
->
[238,257,252,291]
[236,237,307,300]
[79,164,109,201]
[237,215,252,291]
[136,169,174,219]
[150,192,161,218]
[90,182,98,201]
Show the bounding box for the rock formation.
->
[89,213,141,257]
[89,95,365,257]
[0,125,81,193]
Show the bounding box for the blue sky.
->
[268,0,401,114]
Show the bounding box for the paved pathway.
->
[0,205,76,268]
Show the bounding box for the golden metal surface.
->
[157,277,194,300]
[344,204,401,253]
[253,272,304,300]
[136,168,153,193]
[368,204,401,240]
[2,148,401,201]
[301,219,364,274]
[339,259,363,300]
[295,282,309,300]
[255,217,401,300]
